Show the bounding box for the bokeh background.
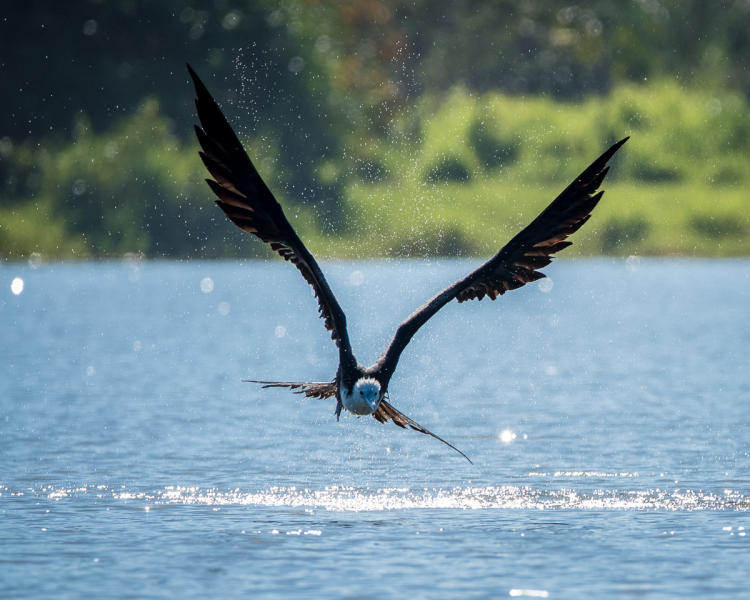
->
[2,0,749,259]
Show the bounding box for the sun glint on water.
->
[10,276,24,295]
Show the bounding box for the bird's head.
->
[353,377,382,414]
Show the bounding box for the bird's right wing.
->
[375,137,628,383]
[373,400,473,463]
[245,380,338,399]
[188,64,355,368]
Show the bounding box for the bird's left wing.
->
[188,64,355,369]
[375,137,628,383]
[373,400,472,463]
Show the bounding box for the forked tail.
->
[374,399,473,464]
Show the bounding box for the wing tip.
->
[603,136,629,162]
[186,63,205,93]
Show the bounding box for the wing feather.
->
[375,138,628,382]
[245,380,338,400]
[188,64,355,366]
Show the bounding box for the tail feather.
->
[374,400,473,464]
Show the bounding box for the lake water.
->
[1,258,749,598]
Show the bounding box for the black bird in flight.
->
[188,64,627,463]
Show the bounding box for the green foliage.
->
[319,81,750,258]
[318,181,750,259]
[0,100,313,259]
[469,118,521,171]
[2,80,749,260]
[600,216,651,254]
[690,214,745,239]
[425,157,472,183]
[3,0,750,256]
[339,80,750,191]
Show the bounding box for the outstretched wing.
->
[373,400,473,463]
[245,380,338,399]
[375,138,628,382]
[188,64,355,368]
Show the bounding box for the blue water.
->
[1,258,749,599]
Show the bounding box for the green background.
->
[2,1,748,259]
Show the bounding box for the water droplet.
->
[221,10,241,30]
[72,179,87,196]
[626,255,641,272]
[28,253,42,269]
[200,277,214,294]
[288,56,305,74]
[315,35,331,53]
[538,278,554,293]
[706,97,722,116]
[82,19,98,36]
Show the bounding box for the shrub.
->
[425,156,472,183]
[690,214,745,238]
[601,216,651,254]
[468,119,520,170]
[394,224,475,257]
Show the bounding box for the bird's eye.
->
[359,390,363,396]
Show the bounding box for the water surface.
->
[1,258,749,598]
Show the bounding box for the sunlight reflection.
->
[0,484,750,510]
[10,277,24,295]
[499,428,517,444]
[509,590,549,598]
[528,471,639,478]
[7,483,749,512]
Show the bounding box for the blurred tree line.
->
[1,0,748,258]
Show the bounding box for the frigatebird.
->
[188,64,627,463]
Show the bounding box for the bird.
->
[187,63,627,464]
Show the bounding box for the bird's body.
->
[187,64,627,463]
